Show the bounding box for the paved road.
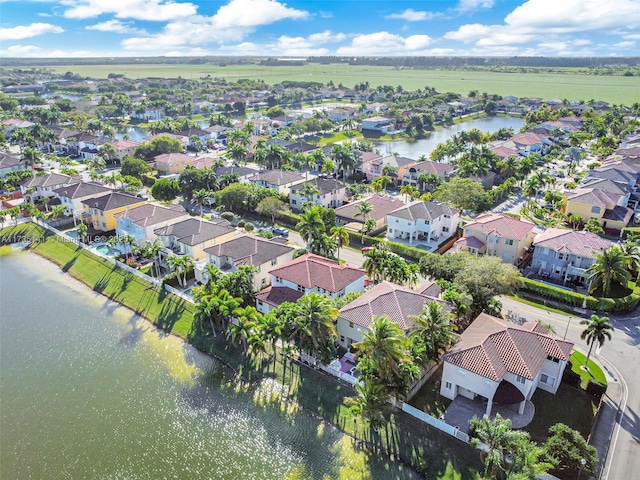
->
[500,297,640,480]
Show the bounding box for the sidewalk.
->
[587,355,626,480]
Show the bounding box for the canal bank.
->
[0,222,482,479]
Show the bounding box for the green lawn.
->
[0,222,483,480]
[570,351,607,387]
[408,364,452,418]
[524,383,597,443]
[27,63,640,105]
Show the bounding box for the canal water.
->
[0,252,419,480]
[372,116,525,158]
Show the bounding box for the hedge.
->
[520,277,640,313]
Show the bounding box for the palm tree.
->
[586,246,632,296]
[409,302,455,363]
[193,189,210,216]
[21,147,42,176]
[469,414,529,479]
[166,255,194,288]
[354,201,373,239]
[230,306,260,354]
[499,155,519,179]
[330,225,350,262]
[346,380,386,429]
[264,143,290,170]
[356,316,411,396]
[291,293,338,364]
[619,241,640,280]
[301,182,320,205]
[580,314,614,370]
[225,142,249,165]
[261,313,284,362]
[296,206,325,249]
[75,222,88,242]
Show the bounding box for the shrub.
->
[221,212,234,222]
[237,220,246,228]
[244,222,254,232]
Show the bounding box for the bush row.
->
[520,277,640,313]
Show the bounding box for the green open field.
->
[39,63,640,105]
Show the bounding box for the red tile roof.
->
[463,213,535,240]
[443,313,573,381]
[533,228,613,259]
[269,253,365,293]
[255,286,304,307]
[339,281,444,331]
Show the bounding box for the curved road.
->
[500,297,640,480]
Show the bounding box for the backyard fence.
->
[163,284,195,304]
[401,402,470,443]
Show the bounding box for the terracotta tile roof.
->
[203,234,294,266]
[454,236,485,249]
[339,281,444,331]
[406,161,455,175]
[443,313,574,381]
[510,132,547,146]
[255,286,304,307]
[533,228,612,259]
[387,200,459,222]
[463,213,535,240]
[269,253,365,292]
[154,152,193,166]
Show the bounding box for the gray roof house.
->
[386,200,460,248]
[289,178,347,212]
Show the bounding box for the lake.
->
[0,252,419,480]
[372,116,525,158]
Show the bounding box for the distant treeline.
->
[2,55,639,68]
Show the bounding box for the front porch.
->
[385,230,440,252]
[443,395,535,434]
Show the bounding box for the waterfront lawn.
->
[523,383,597,443]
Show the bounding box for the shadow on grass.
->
[155,297,188,332]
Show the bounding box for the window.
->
[591,206,601,214]
[257,300,263,306]
[445,381,452,389]
[443,226,449,232]
[558,253,565,260]
[444,214,450,219]
[349,322,354,328]
[547,355,560,363]
[292,199,297,205]
[271,258,277,266]
[340,335,345,343]
[275,276,282,283]
[505,239,514,246]
[540,374,555,386]
[395,219,399,223]
[458,368,466,377]
[261,278,266,285]
[297,284,305,292]
[515,375,526,384]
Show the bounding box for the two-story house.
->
[154,152,195,176]
[213,165,259,183]
[289,178,347,212]
[196,234,295,288]
[53,181,112,219]
[453,213,536,264]
[509,132,552,157]
[21,173,78,202]
[531,228,613,286]
[336,281,444,349]
[115,203,190,246]
[361,116,392,133]
[335,195,405,233]
[401,161,455,189]
[153,217,236,261]
[386,201,460,246]
[248,169,306,195]
[80,191,146,232]
[564,186,634,233]
[441,313,573,417]
[0,152,23,178]
[255,253,365,314]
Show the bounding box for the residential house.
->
[1,118,35,139]
[143,133,188,149]
[20,172,78,202]
[531,228,613,286]
[509,132,552,157]
[254,287,305,315]
[564,187,634,232]
[248,169,306,195]
[81,191,146,232]
[176,128,210,148]
[255,253,365,314]
[327,108,352,123]
[203,125,231,143]
[197,234,295,288]
[335,194,405,232]
[130,107,164,122]
[115,203,190,246]
[154,152,195,176]
[401,161,455,189]
[111,139,141,160]
[289,178,347,212]
[357,151,384,177]
[440,313,573,416]
[154,217,236,261]
[213,165,259,183]
[0,153,23,178]
[368,155,417,186]
[53,181,112,220]
[361,116,392,133]
[453,213,536,264]
[386,201,460,245]
[336,281,444,349]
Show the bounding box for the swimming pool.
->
[93,243,123,257]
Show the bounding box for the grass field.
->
[38,63,640,105]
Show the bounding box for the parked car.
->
[361,246,374,253]
[272,226,289,238]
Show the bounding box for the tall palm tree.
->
[264,143,290,170]
[301,182,320,205]
[261,313,284,363]
[192,189,210,216]
[409,301,455,363]
[166,255,194,288]
[291,293,338,364]
[580,314,614,369]
[75,222,88,243]
[330,225,350,262]
[346,379,386,429]
[619,241,640,280]
[296,206,325,249]
[356,316,411,396]
[21,147,42,176]
[586,246,632,296]
[230,306,260,354]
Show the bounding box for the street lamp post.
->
[564,316,573,340]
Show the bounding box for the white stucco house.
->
[114,203,191,246]
[386,200,460,245]
[289,177,348,212]
[440,313,573,417]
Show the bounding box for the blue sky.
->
[1,0,639,58]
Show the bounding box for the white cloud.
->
[613,40,636,48]
[211,0,308,29]
[456,0,495,13]
[61,0,197,21]
[3,44,42,55]
[337,32,433,55]
[444,23,492,42]
[0,22,63,40]
[385,9,437,21]
[86,20,145,34]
